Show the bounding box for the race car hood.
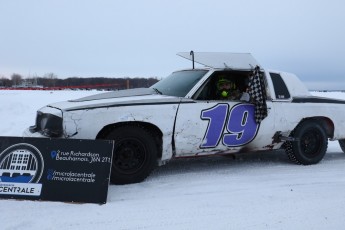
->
[45,88,185,112]
[70,88,156,102]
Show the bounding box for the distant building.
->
[12,79,43,88]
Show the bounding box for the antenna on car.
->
[190,50,195,69]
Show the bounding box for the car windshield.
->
[151,70,208,97]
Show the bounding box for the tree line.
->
[0,73,159,89]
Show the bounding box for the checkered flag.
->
[248,66,268,123]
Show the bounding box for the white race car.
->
[25,52,345,184]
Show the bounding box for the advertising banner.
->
[0,137,114,204]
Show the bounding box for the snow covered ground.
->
[1,90,345,230]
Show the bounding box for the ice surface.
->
[1,90,345,230]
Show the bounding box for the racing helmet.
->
[217,78,236,98]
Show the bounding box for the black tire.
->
[339,139,345,153]
[285,120,328,165]
[106,126,158,185]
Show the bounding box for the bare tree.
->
[11,73,23,86]
[44,72,57,87]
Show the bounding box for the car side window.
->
[194,71,249,101]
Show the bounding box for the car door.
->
[173,52,277,157]
[173,99,276,157]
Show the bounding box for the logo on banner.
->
[0,143,43,196]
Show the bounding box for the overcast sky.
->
[0,0,344,89]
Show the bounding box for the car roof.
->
[177,52,261,70]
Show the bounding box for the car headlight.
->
[30,111,63,137]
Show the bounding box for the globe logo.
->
[0,143,44,183]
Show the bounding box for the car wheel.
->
[106,125,158,185]
[338,139,345,153]
[285,120,328,165]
